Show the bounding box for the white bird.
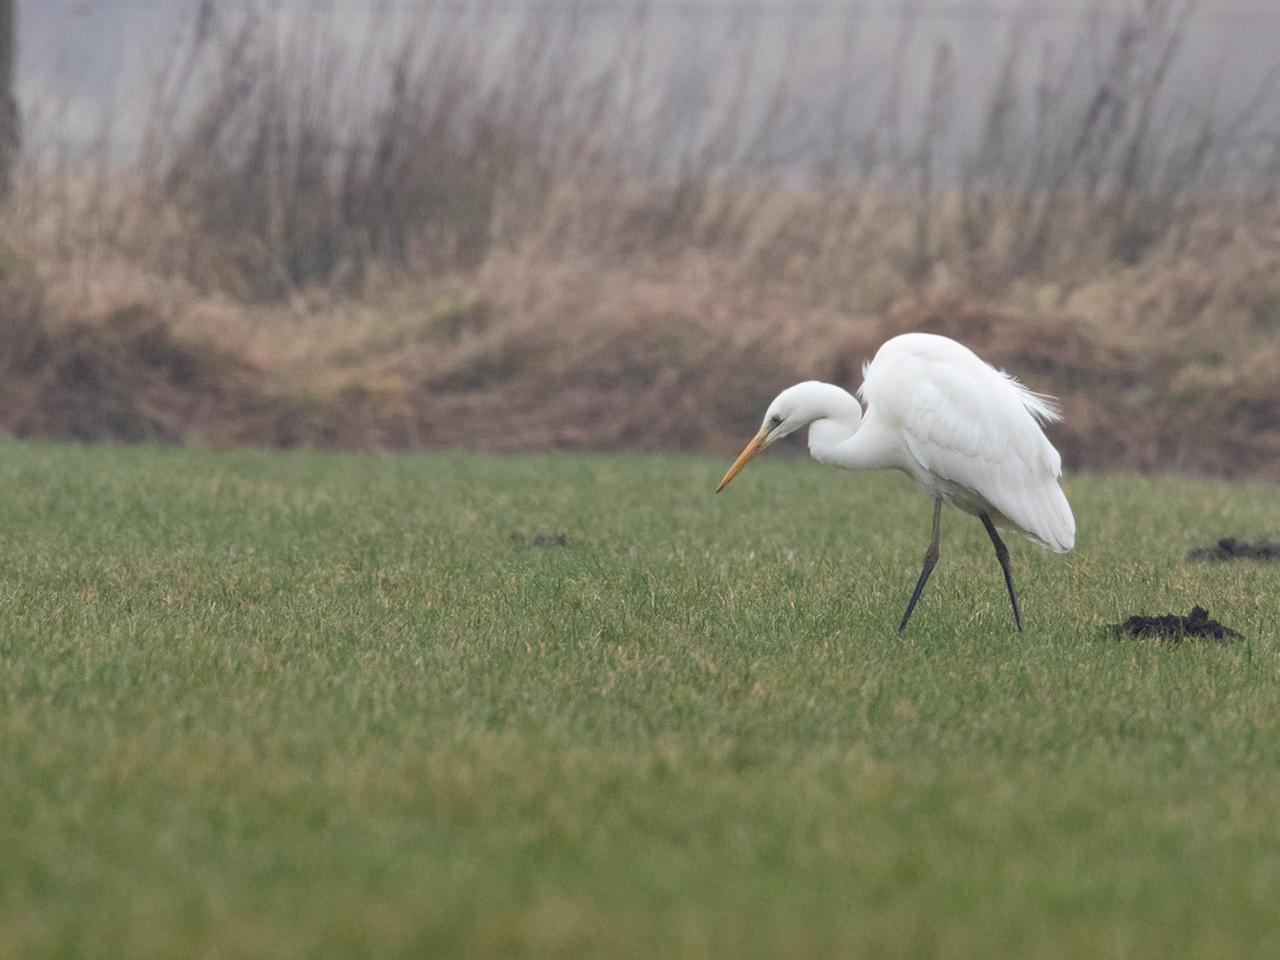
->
[716,332,1075,633]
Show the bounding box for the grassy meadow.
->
[0,442,1278,958]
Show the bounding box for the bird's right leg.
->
[898,497,943,635]
[980,512,1023,632]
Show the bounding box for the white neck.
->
[765,381,902,474]
[807,406,898,472]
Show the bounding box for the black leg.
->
[980,512,1023,632]
[898,497,943,635]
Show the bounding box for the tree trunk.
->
[0,0,18,201]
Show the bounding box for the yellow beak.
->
[716,429,769,492]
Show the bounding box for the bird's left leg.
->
[980,512,1023,632]
[898,497,943,635]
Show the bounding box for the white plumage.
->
[857,333,1075,552]
[716,332,1075,632]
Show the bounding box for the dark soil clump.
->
[1187,537,1280,562]
[1110,605,1242,643]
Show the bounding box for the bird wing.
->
[862,335,1075,552]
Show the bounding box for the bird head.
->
[716,382,855,492]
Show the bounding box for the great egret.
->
[717,332,1074,633]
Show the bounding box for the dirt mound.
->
[343,254,821,453]
[0,283,267,444]
[1110,605,1243,642]
[6,246,1280,482]
[1187,537,1280,562]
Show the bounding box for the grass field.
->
[1,443,1278,959]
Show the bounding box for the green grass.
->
[1,443,1278,959]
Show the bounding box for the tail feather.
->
[1003,473,1075,554]
[1032,480,1075,553]
[999,370,1062,424]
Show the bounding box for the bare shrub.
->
[39,0,1254,301]
[138,3,595,297]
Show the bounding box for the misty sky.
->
[18,0,1280,156]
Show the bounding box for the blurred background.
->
[4,0,1280,477]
